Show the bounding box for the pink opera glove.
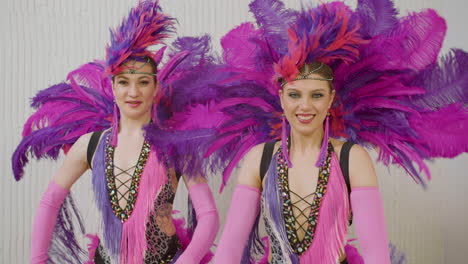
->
[30,181,69,264]
[176,183,219,264]
[213,184,261,264]
[351,187,391,264]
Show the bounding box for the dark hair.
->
[279,61,334,91]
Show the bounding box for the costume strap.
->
[339,141,354,225]
[260,141,276,182]
[87,130,104,169]
[339,141,354,196]
[260,140,354,199]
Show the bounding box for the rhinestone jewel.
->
[104,133,151,222]
[276,141,333,255]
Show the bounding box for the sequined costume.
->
[161,0,467,262]
[90,131,182,264]
[12,1,218,263]
[261,143,350,263]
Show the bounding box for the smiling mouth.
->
[296,114,315,123]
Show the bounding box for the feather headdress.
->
[105,0,175,75]
[12,0,177,180]
[12,1,213,263]
[152,0,467,262]
[160,0,468,192]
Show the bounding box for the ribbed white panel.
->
[1,0,467,263]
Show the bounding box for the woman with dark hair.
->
[12,1,218,263]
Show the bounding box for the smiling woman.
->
[148,0,468,263]
[279,63,335,138]
[11,1,218,263]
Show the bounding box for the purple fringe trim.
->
[92,131,122,260]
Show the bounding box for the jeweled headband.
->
[113,58,157,76]
[280,63,334,87]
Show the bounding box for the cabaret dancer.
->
[12,1,218,263]
[157,0,468,263]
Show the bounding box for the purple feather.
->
[48,194,88,263]
[276,2,366,81]
[410,48,468,109]
[389,243,408,264]
[12,62,113,181]
[147,0,467,190]
[106,0,175,75]
[167,35,215,72]
[365,9,446,71]
[356,0,398,37]
[249,0,296,57]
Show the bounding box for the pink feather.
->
[172,212,214,263]
[368,9,446,71]
[344,242,364,264]
[410,103,468,158]
[85,234,100,264]
[222,22,262,71]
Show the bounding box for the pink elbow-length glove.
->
[176,183,219,264]
[213,184,261,264]
[351,187,391,264]
[30,181,69,264]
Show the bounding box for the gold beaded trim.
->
[277,141,333,255]
[105,134,151,222]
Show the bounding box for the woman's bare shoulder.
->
[236,143,267,189]
[348,143,379,187]
[52,131,96,189]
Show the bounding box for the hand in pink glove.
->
[213,184,261,264]
[176,183,219,264]
[30,181,69,264]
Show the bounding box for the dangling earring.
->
[281,114,292,168]
[315,112,330,167]
[110,102,119,147]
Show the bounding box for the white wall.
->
[1,0,467,263]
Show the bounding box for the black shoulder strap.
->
[175,170,181,181]
[87,130,104,169]
[339,141,354,197]
[260,141,276,182]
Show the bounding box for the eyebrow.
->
[285,87,327,92]
[115,75,151,80]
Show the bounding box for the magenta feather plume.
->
[12,62,113,180]
[356,0,398,37]
[276,2,367,81]
[410,48,468,109]
[365,9,446,71]
[12,0,177,181]
[221,23,263,71]
[410,103,468,159]
[106,0,175,75]
[173,0,468,190]
[249,0,297,57]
